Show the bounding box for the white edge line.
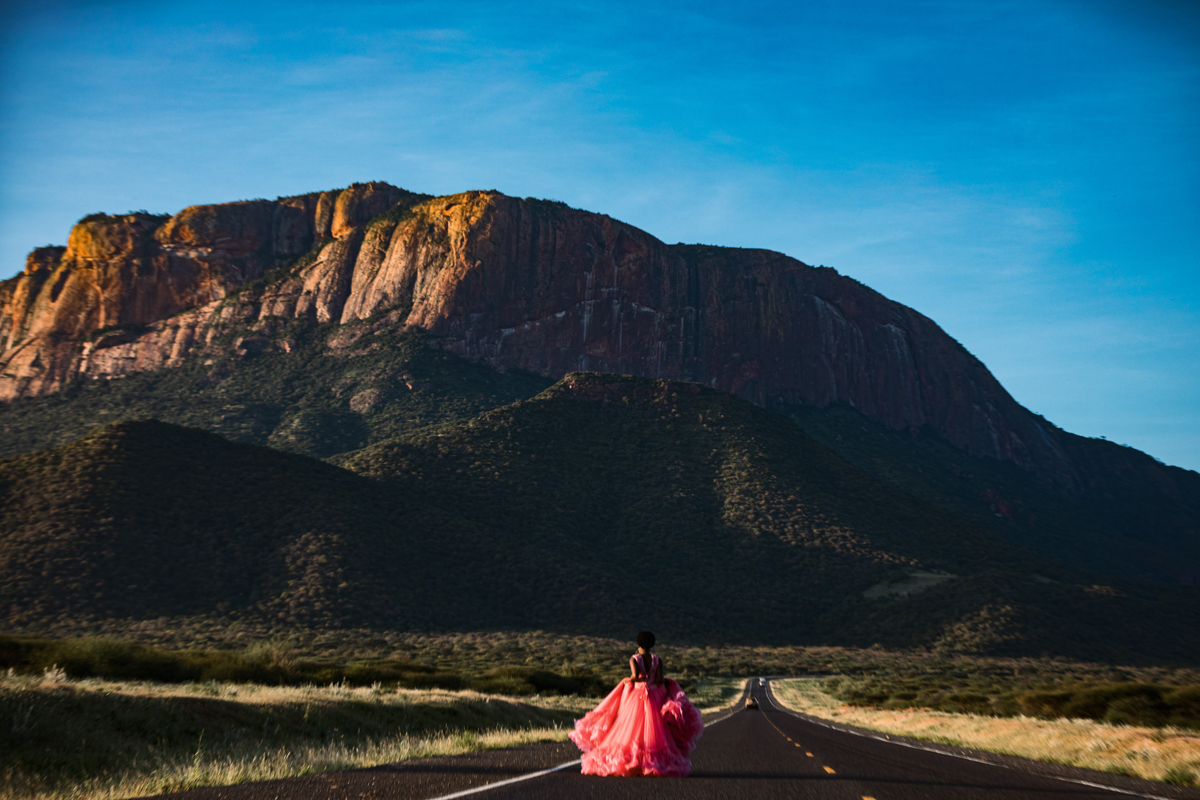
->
[424,759,581,800]
[425,681,749,800]
[762,680,1179,800]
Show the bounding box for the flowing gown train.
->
[569,653,704,777]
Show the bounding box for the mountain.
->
[1,182,1196,585]
[3,377,1197,663]
[0,325,552,460]
[2,327,1190,586]
[0,184,1172,485]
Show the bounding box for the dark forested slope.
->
[5,375,1195,663]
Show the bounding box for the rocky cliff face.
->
[0,184,1161,493]
[0,183,418,400]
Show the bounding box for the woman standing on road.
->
[569,631,704,776]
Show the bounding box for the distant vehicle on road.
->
[746,695,759,709]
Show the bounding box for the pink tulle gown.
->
[569,653,704,777]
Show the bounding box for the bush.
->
[942,692,992,714]
[85,323,149,342]
[0,634,608,697]
[1103,695,1167,727]
[825,672,1200,729]
[1163,687,1200,726]
[1163,768,1196,787]
[471,666,608,696]
[1018,683,1198,728]
[1063,684,1161,721]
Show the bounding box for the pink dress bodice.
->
[634,653,662,686]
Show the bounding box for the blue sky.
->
[1,0,1197,470]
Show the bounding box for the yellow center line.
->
[761,703,829,774]
[862,796,878,800]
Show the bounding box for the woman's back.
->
[633,653,663,686]
[571,632,703,777]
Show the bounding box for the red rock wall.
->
[0,187,1086,487]
[0,183,412,399]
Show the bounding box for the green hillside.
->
[335,372,1200,663]
[5,374,1194,663]
[0,419,410,631]
[334,372,1033,624]
[0,324,552,460]
[2,315,1195,590]
[787,401,1200,585]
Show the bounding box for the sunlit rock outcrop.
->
[0,184,1107,491]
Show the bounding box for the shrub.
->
[1103,695,1167,727]
[1163,687,1200,726]
[85,323,150,342]
[1163,768,1196,787]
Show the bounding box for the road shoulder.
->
[765,681,1200,800]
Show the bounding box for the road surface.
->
[146,679,1199,800]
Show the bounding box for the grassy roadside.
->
[771,678,1200,787]
[12,633,1200,693]
[0,671,743,800]
[687,677,748,714]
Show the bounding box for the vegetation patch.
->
[827,673,1200,729]
[0,634,610,696]
[3,372,1199,660]
[0,672,589,800]
[83,322,149,343]
[785,400,1200,587]
[863,571,957,599]
[365,192,433,230]
[0,326,553,460]
[76,211,170,226]
[772,677,1200,786]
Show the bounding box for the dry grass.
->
[686,677,748,714]
[772,678,1200,786]
[1,668,742,800]
[0,670,589,800]
[18,726,568,800]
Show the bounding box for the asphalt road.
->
[146,680,1200,800]
[445,680,1198,800]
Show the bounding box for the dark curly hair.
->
[636,630,656,650]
